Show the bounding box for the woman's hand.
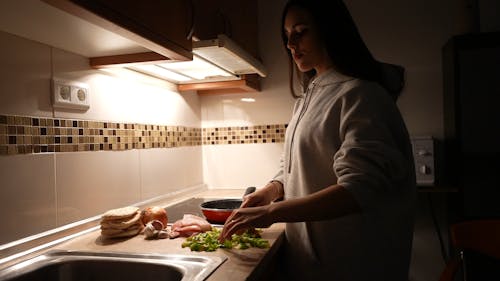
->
[218,182,283,242]
[218,204,274,242]
[242,181,284,208]
[219,183,362,242]
[241,187,274,208]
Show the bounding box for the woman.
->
[219,0,416,280]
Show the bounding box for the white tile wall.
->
[0,31,52,117]
[0,154,56,244]
[139,147,203,200]
[202,143,284,189]
[55,151,142,226]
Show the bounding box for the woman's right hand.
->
[240,181,283,208]
[219,181,283,242]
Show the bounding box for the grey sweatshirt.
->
[273,70,416,281]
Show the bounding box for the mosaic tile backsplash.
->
[202,124,287,145]
[0,114,286,155]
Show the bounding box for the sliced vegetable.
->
[181,228,270,252]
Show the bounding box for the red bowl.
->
[200,199,242,224]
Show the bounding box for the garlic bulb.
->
[144,220,166,239]
[144,223,158,239]
[150,220,164,230]
[157,230,169,239]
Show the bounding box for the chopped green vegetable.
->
[181,228,270,252]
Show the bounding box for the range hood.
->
[125,34,267,85]
[193,34,267,77]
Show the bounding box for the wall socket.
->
[52,78,90,110]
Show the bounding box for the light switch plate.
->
[52,78,90,110]
[411,136,435,186]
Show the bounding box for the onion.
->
[141,206,168,226]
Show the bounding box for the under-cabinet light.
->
[128,55,238,84]
[240,98,256,102]
[157,55,234,80]
[131,64,192,82]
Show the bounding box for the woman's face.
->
[283,6,332,75]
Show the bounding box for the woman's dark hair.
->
[281,0,404,100]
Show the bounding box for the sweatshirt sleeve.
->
[333,83,411,210]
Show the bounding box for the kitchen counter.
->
[0,188,286,281]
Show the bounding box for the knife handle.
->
[243,186,256,197]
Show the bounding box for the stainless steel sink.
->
[0,250,226,281]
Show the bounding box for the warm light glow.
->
[127,55,237,83]
[240,98,256,103]
[131,64,192,82]
[157,55,234,80]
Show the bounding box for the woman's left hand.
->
[218,205,274,242]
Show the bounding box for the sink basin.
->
[0,250,226,281]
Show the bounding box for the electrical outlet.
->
[52,78,90,110]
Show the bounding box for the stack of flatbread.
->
[100,206,143,239]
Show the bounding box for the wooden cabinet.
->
[178,74,260,95]
[193,0,260,59]
[183,0,261,94]
[43,0,193,61]
[42,0,263,94]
